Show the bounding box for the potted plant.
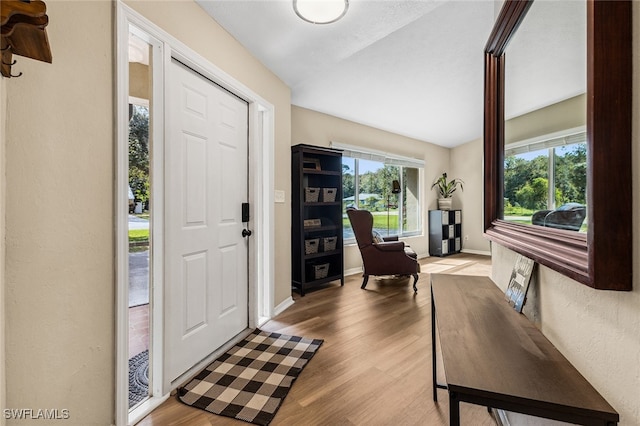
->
[431,172,463,210]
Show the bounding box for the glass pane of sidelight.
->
[128,28,152,411]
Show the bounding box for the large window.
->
[337,144,423,243]
[504,130,587,232]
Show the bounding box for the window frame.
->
[342,155,423,245]
[504,128,587,215]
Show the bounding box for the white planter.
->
[438,198,452,210]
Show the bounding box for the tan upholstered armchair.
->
[346,208,419,292]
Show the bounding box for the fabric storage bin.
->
[311,263,330,280]
[323,236,337,252]
[305,187,320,202]
[303,218,321,228]
[305,238,320,255]
[322,188,337,202]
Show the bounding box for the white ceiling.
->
[505,0,585,120]
[196,0,585,148]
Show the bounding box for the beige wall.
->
[450,138,491,254]
[291,106,450,272]
[491,5,640,425]
[506,93,586,144]
[129,62,150,100]
[4,2,114,424]
[123,0,292,306]
[1,69,6,426]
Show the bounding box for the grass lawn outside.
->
[343,212,399,230]
[372,212,398,229]
[129,228,149,243]
[504,206,536,216]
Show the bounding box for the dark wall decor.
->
[1,0,53,78]
[483,0,632,291]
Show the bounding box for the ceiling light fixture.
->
[293,0,349,25]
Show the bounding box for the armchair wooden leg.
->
[361,275,369,289]
[412,273,419,293]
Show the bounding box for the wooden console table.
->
[430,274,619,426]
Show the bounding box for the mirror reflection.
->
[503,1,587,232]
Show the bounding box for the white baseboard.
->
[461,248,491,256]
[344,266,363,277]
[273,296,294,317]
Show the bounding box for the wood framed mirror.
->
[483,0,632,291]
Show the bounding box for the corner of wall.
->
[450,138,491,254]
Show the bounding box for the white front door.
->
[166,59,249,382]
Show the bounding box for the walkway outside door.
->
[165,59,249,382]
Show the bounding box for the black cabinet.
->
[291,144,344,296]
[429,210,462,257]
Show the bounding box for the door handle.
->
[242,229,252,238]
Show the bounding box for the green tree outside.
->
[129,105,150,208]
[504,143,586,214]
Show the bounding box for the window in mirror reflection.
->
[504,130,587,232]
[502,0,586,233]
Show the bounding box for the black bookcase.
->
[429,209,462,257]
[291,144,344,296]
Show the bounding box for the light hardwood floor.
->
[139,253,495,425]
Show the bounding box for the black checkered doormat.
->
[178,329,323,425]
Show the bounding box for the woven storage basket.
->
[305,187,320,202]
[323,236,337,252]
[312,263,330,280]
[304,238,320,255]
[322,188,337,202]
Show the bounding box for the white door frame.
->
[115,3,275,424]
